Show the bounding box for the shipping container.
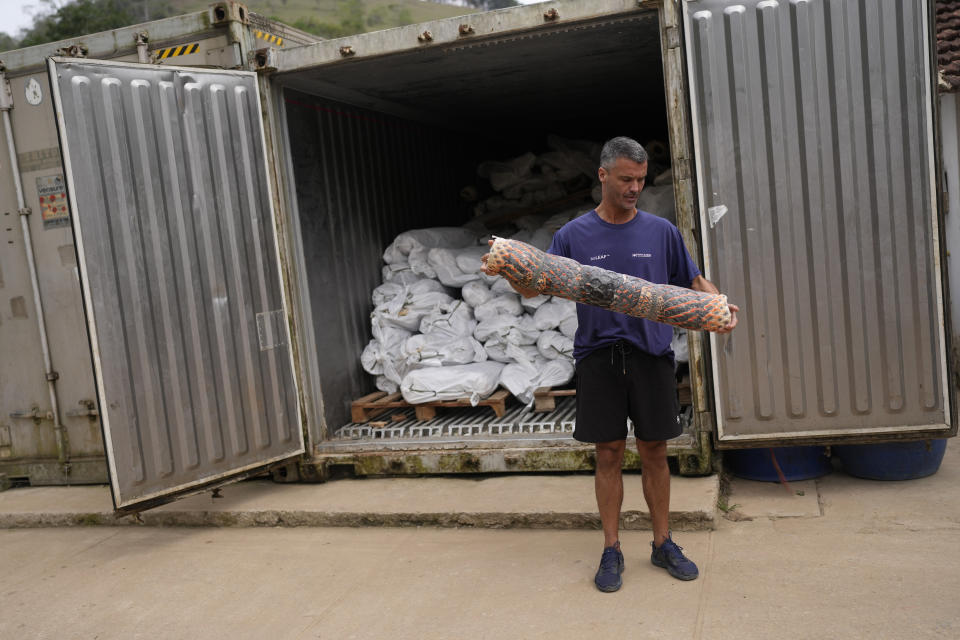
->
[0,2,317,500]
[1,0,954,512]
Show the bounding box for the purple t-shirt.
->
[547,209,701,361]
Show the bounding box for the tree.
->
[367,4,414,29]
[293,0,416,39]
[0,32,20,51]
[18,0,176,48]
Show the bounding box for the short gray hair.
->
[600,137,648,169]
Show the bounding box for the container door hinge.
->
[251,48,277,73]
[0,70,13,111]
[66,400,99,420]
[665,26,681,49]
[9,407,53,423]
[55,44,89,58]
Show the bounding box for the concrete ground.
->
[2,444,959,639]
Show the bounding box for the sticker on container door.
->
[36,174,70,230]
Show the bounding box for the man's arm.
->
[690,275,718,295]
[690,275,739,333]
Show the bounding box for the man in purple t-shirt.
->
[499,137,737,592]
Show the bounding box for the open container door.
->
[47,57,303,511]
[682,0,955,446]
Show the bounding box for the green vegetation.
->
[281,0,417,39]
[169,0,480,36]
[1,0,489,50]
[9,0,178,49]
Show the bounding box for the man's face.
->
[599,157,647,211]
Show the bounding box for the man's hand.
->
[481,238,540,298]
[714,303,739,334]
[690,275,739,333]
[480,238,497,276]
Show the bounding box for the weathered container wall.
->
[685,0,950,443]
[0,6,308,486]
[282,89,475,434]
[50,58,303,508]
[942,92,960,378]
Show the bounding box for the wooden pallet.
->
[350,389,511,424]
[532,387,576,412]
[533,376,693,413]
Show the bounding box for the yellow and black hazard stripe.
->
[253,30,284,47]
[154,43,200,59]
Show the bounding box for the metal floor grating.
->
[331,398,694,444]
[333,397,578,442]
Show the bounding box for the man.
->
[488,136,738,592]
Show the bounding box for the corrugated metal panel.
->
[282,89,472,433]
[683,0,951,441]
[48,58,303,508]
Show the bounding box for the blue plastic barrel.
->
[724,446,831,482]
[833,439,947,481]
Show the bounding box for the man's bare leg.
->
[595,440,626,547]
[636,439,670,546]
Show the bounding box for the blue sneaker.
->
[595,543,624,592]
[651,535,698,581]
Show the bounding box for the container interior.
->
[278,11,670,434]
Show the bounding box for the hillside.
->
[167,0,477,33]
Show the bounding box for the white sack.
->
[537,330,574,360]
[474,314,522,343]
[636,184,677,224]
[408,246,434,278]
[367,320,415,391]
[427,247,481,287]
[403,334,487,368]
[383,227,479,264]
[372,290,454,332]
[360,339,384,375]
[478,152,537,192]
[506,315,541,346]
[419,300,476,340]
[528,227,555,251]
[499,361,544,405]
[371,282,404,307]
[671,328,689,364]
[474,294,522,323]
[500,358,574,405]
[559,314,578,338]
[533,298,576,330]
[521,294,550,311]
[455,245,490,275]
[370,317,413,351]
[537,357,575,388]
[375,375,396,394]
[401,361,505,405]
[461,280,493,307]
[382,264,420,285]
[408,278,449,296]
[484,338,540,365]
[490,277,519,296]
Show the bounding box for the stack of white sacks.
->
[361,217,581,407]
[470,134,599,218]
[360,137,687,411]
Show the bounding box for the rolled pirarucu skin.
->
[484,237,732,333]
